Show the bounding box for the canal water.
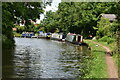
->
[3,37,92,78]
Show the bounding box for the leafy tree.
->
[15,25,25,33]
[96,17,111,37]
[2,2,50,48]
[42,2,118,37]
[42,10,59,32]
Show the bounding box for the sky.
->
[44,0,61,12]
[37,0,61,23]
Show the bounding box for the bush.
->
[107,38,115,44]
[98,36,109,42]
[98,36,115,44]
[13,32,21,37]
[2,35,15,49]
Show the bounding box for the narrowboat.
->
[38,31,44,37]
[21,32,34,38]
[38,31,51,39]
[46,32,51,39]
[51,33,66,41]
[38,31,46,38]
[65,33,83,45]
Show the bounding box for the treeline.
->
[2,2,120,49]
[42,2,119,38]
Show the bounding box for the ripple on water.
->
[3,38,91,78]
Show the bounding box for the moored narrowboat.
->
[21,32,34,38]
[38,31,44,37]
[46,32,51,39]
[38,31,51,39]
[51,33,66,41]
[65,33,83,45]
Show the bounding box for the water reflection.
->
[3,38,92,78]
[2,49,15,78]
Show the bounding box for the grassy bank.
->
[92,40,118,68]
[84,40,108,78]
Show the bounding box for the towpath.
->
[90,40,118,78]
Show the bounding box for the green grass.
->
[84,40,108,78]
[93,40,116,50]
[92,40,118,68]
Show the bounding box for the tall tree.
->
[42,2,118,37]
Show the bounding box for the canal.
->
[3,37,92,78]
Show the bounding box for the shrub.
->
[98,36,109,42]
[2,35,15,49]
[98,36,115,44]
[107,38,115,44]
[13,32,21,37]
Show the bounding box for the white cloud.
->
[40,0,61,20]
[45,0,61,12]
[34,19,41,24]
[40,14,44,21]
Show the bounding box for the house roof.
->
[101,14,117,21]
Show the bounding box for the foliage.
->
[13,32,21,37]
[97,17,112,37]
[42,11,59,33]
[32,23,46,33]
[15,25,25,33]
[98,36,109,42]
[96,17,119,39]
[98,36,115,44]
[42,2,118,37]
[2,2,51,48]
[15,23,45,33]
[2,35,15,49]
[107,38,116,44]
[116,2,120,77]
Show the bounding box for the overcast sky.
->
[39,0,61,22]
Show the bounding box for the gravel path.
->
[91,41,118,78]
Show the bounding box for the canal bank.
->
[84,40,118,78]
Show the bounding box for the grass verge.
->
[92,40,118,68]
[84,40,108,78]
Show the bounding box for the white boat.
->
[51,33,66,41]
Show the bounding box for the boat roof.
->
[68,33,82,36]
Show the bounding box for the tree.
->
[2,2,51,48]
[42,10,59,32]
[42,2,118,37]
[15,25,25,33]
[96,17,112,37]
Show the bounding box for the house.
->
[100,14,117,22]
